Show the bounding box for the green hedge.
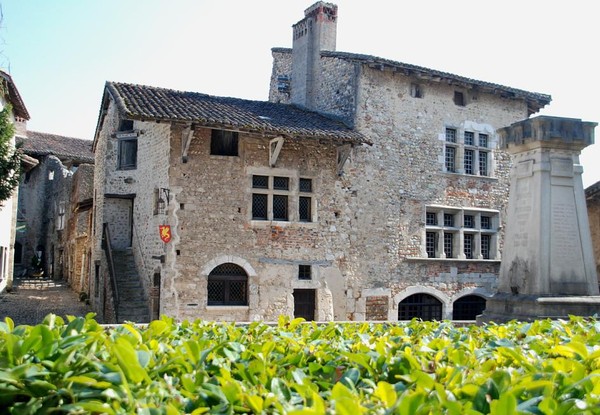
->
[1,314,600,414]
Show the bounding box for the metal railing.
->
[101,223,119,322]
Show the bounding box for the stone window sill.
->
[441,172,498,181]
[405,257,501,264]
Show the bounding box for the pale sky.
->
[2,1,599,186]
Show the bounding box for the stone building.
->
[0,70,31,293]
[586,181,600,278]
[15,131,94,295]
[91,2,551,323]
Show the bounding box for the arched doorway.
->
[398,293,442,321]
[452,295,486,320]
[207,263,248,306]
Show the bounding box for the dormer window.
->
[211,129,238,156]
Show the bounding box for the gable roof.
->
[0,70,30,120]
[100,82,368,144]
[272,48,551,115]
[18,131,94,164]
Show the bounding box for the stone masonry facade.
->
[90,2,551,323]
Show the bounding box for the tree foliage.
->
[0,103,21,204]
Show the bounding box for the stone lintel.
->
[499,116,596,152]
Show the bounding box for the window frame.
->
[424,206,499,260]
[207,263,248,306]
[117,137,138,170]
[250,173,315,223]
[210,129,239,157]
[442,128,494,177]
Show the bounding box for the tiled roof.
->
[0,70,30,120]
[105,82,368,144]
[18,131,94,164]
[586,181,600,200]
[272,48,552,114]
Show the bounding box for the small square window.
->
[298,265,312,280]
[211,129,238,156]
[299,178,312,193]
[464,215,474,228]
[252,175,269,189]
[410,83,423,98]
[119,119,134,131]
[444,214,455,227]
[481,216,491,229]
[273,176,289,190]
[426,212,437,226]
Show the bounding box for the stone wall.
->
[161,123,352,321]
[586,191,600,279]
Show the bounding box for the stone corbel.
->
[337,144,352,176]
[181,123,194,163]
[269,136,285,167]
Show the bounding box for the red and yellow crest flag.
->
[159,225,172,243]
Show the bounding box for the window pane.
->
[464,149,474,175]
[464,215,474,228]
[118,139,137,169]
[298,265,311,280]
[273,195,288,221]
[207,280,225,305]
[481,234,491,259]
[273,176,289,190]
[299,178,312,193]
[445,128,456,143]
[479,134,488,148]
[464,234,473,259]
[444,213,454,227]
[453,91,465,106]
[426,212,437,226]
[479,151,489,176]
[299,196,312,222]
[464,131,474,146]
[445,146,456,172]
[481,216,491,229]
[426,232,437,258]
[444,233,454,258]
[252,194,268,220]
[227,280,248,304]
[252,175,269,189]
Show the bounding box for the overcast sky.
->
[2,0,599,186]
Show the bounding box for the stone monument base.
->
[477,293,600,324]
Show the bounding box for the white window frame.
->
[424,206,500,260]
[442,127,495,177]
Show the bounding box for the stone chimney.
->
[291,2,337,110]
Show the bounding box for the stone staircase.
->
[111,249,150,323]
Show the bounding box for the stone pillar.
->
[479,116,600,322]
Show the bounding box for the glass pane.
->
[299,196,311,222]
[299,178,312,193]
[298,265,311,280]
[464,131,474,146]
[426,212,437,226]
[273,195,288,221]
[207,280,225,305]
[445,128,456,143]
[445,146,456,172]
[252,194,268,220]
[273,176,289,190]
[227,280,247,304]
[252,175,269,189]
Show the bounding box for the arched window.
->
[207,263,248,306]
[398,293,442,321]
[452,295,486,320]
